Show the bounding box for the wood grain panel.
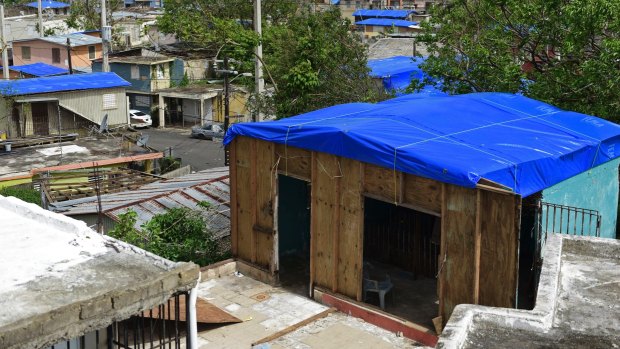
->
[255,140,275,268]
[363,163,399,203]
[478,190,519,307]
[235,137,253,261]
[403,174,442,214]
[275,144,312,181]
[440,185,477,322]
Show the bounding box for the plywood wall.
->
[231,136,520,321]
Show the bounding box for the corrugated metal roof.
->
[0,72,129,96]
[51,167,229,215]
[41,33,102,47]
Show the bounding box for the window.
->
[88,45,96,60]
[21,46,31,60]
[52,48,61,63]
[156,64,165,79]
[102,93,117,109]
[131,65,139,79]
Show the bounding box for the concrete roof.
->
[368,38,429,60]
[105,56,175,65]
[438,234,620,348]
[0,195,199,349]
[0,137,160,180]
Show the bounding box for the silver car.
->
[191,123,225,140]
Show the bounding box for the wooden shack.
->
[225,93,620,343]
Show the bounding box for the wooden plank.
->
[274,144,312,181]
[478,190,520,307]
[251,308,337,346]
[255,140,275,269]
[332,168,341,293]
[338,158,364,299]
[235,136,253,262]
[473,189,481,304]
[363,163,399,204]
[440,184,477,323]
[312,152,339,290]
[309,151,318,294]
[403,174,442,214]
[250,139,258,264]
[438,183,446,318]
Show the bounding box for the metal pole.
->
[66,38,73,74]
[0,5,9,80]
[224,57,230,166]
[254,0,264,121]
[101,0,110,72]
[37,0,43,37]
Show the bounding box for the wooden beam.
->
[473,189,482,304]
[230,139,238,256]
[356,162,365,302]
[332,160,341,293]
[251,308,337,346]
[309,151,317,298]
[438,183,446,318]
[250,138,258,264]
[398,170,404,204]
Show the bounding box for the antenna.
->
[137,134,150,147]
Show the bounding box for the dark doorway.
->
[31,102,50,136]
[277,175,311,296]
[363,197,440,329]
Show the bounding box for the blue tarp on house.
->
[355,18,418,28]
[352,9,417,18]
[368,56,444,96]
[0,72,130,96]
[26,1,69,8]
[224,93,620,197]
[8,63,68,77]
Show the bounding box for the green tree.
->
[65,0,124,31]
[414,0,620,121]
[109,204,225,266]
[157,2,384,118]
[0,186,41,206]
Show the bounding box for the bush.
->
[109,204,225,266]
[0,186,41,206]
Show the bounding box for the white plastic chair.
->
[363,269,393,310]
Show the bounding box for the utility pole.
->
[66,38,73,74]
[253,0,264,121]
[37,0,43,37]
[223,56,230,166]
[101,0,110,72]
[0,5,9,80]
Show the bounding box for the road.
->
[139,127,227,171]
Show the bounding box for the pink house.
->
[12,33,102,71]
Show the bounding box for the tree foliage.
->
[415,0,620,121]
[65,0,124,30]
[0,186,41,206]
[109,204,226,266]
[157,1,384,118]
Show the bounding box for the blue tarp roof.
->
[368,56,446,96]
[224,93,620,197]
[8,63,68,77]
[26,1,69,8]
[0,72,130,96]
[356,18,418,28]
[352,9,417,18]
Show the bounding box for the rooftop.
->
[0,195,199,349]
[225,93,620,197]
[356,18,419,28]
[25,0,69,8]
[0,137,160,180]
[0,72,129,96]
[352,9,418,18]
[7,62,69,77]
[438,234,620,348]
[368,38,430,60]
[103,56,175,65]
[14,32,102,47]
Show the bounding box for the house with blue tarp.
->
[353,9,420,38]
[25,1,69,15]
[222,92,620,343]
[368,56,445,96]
[0,63,69,79]
[0,72,130,138]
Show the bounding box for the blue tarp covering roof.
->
[352,9,417,18]
[224,93,620,197]
[368,56,445,96]
[331,0,340,4]
[0,72,130,96]
[8,63,68,77]
[26,1,69,8]
[356,18,418,28]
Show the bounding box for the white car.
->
[129,109,153,128]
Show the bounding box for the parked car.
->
[129,109,153,128]
[191,123,225,140]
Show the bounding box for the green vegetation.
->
[157,1,385,118]
[413,0,620,121]
[0,186,41,206]
[109,203,227,266]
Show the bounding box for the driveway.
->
[138,127,226,171]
